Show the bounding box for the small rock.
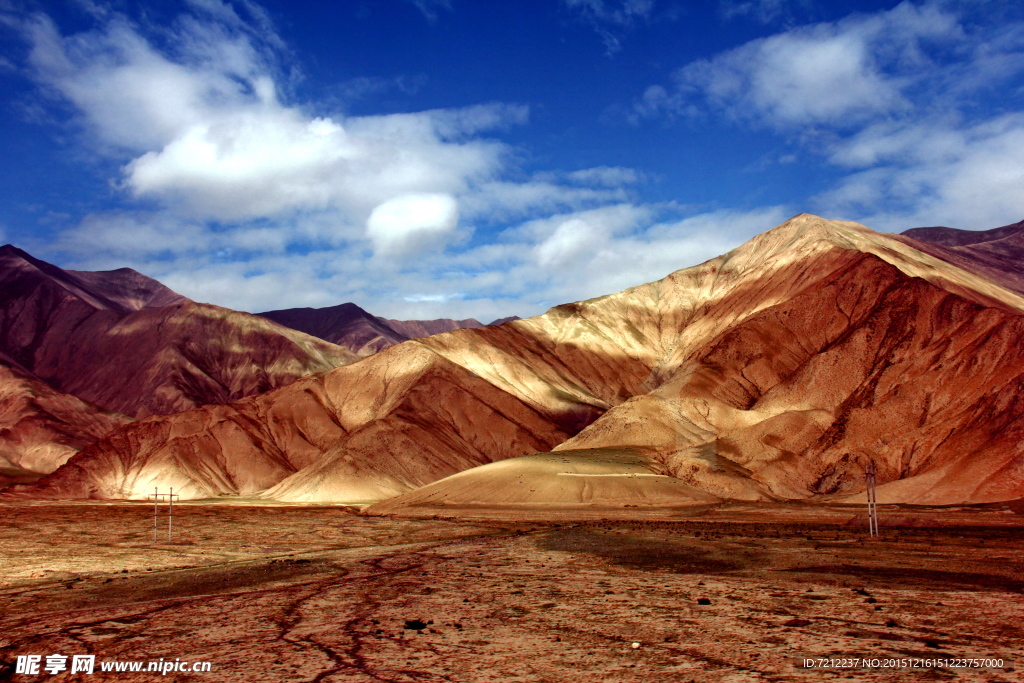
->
[783,618,812,627]
[697,598,712,605]
[631,642,640,649]
[404,620,427,631]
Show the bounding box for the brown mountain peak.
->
[0,247,357,419]
[259,302,408,357]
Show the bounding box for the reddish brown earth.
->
[0,246,356,418]
[9,214,1024,507]
[7,344,575,500]
[0,502,1020,682]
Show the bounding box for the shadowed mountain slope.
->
[11,215,1024,506]
[380,317,484,339]
[258,303,408,357]
[371,215,1024,512]
[0,246,357,418]
[258,303,485,357]
[0,359,131,479]
[898,219,1024,295]
[902,219,1024,247]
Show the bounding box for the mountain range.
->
[3,214,1024,509]
[0,245,508,485]
[257,303,493,357]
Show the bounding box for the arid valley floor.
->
[1,503,1021,682]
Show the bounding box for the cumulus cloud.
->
[15,5,518,225]
[366,193,461,256]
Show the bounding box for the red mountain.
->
[0,245,357,418]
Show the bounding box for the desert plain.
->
[1,501,1021,683]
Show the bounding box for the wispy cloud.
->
[53,200,790,320]
[718,0,812,25]
[405,0,453,23]
[563,0,656,55]
[817,113,1024,231]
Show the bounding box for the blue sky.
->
[1,0,1022,320]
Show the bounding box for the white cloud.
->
[817,114,1024,230]
[566,165,642,186]
[11,2,799,322]
[17,6,518,226]
[536,218,607,268]
[638,1,960,127]
[403,292,464,303]
[636,1,1024,233]
[366,193,461,256]
[50,202,790,321]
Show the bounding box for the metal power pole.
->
[865,460,879,538]
[168,487,176,542]
[147,488,181,543]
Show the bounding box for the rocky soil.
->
[1,502,1020,682]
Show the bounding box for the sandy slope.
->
[368,448,720,515]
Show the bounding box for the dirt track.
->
[0,502,1021,682]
